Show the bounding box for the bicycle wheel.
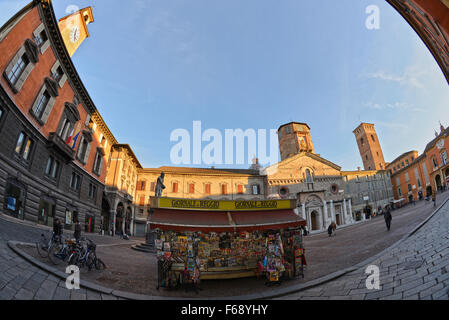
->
[86,252,95,271]
[95,258,106,270]
[36,236,49,258]
[48,242,63,265]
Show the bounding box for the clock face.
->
[70,26,80,43]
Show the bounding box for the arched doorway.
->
[426,186,433,197]
[435,175,442,191]
[310,210,320,231]
[116,203,124,234]
[101,196,111,235]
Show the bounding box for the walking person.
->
[384,206,392,231]
[74,219,82,243]
[53,218,63,244]
[327,222,336,237]
[432,190,437,207]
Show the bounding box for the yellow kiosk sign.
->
[154,197,294,211]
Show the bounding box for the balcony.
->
[47,132,75,161]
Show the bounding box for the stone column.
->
[130,207,135,236]
[110,210,116,237]
[302,203,306,220]
[323,200,328,230]
[348,199,353,223]
[343,199,347,225]
[330,200,336,223]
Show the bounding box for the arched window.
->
[305,169,312,183]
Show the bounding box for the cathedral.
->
[135,122,394,234]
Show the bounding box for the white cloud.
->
[365,66,427,89]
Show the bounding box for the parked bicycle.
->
[48,237,77,265]
[36,231,57,258]
[67,238,106,271]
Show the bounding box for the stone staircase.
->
[131,242,156,253]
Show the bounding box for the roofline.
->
[386,150,419,168]
[0,1,36,35]
[278,122,310,131]
[37,0,118,145]
[112,144,143,169]
[137,167,264,177]
[352,122,375,134]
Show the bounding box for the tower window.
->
[371,135,375,142]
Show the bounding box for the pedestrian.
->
[74,219,82,243]
[432,190,437,207]
[327,222,336,237]
[53,218,63,243]
[384,207,392,231]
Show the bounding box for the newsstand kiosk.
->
[149,197,307,290]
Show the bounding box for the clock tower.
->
[58,7,94,57]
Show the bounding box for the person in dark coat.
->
[53,218,63,244]
[384,207,392,231]
[74,219,82,243]
[327,222,336,237]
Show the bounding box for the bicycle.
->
[48,237,76,265]
[36,232,56,258]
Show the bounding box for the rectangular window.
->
[33,91,50,119]
[34,30,48,47]
[15,132,34,161]
[398,188,402,196]
[7,54,29,86]
[222,184,227,195]
[172,182,178,193]
[139,195,145,206]
[45,156,60,180]
[408,184,412,192]
[252,184,260,195]
[205,183,211,195]
[189,183,195,194]
[70,172,81,191]
[405,172,410,182]
[150,182,155,192]
[93,152,103,175]
[51,66,63,82]
[88,183,97,199]
[237,185,244,194]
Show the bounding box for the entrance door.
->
[310,210,320,231]
[435,175,442,191]
[336,214,342,226]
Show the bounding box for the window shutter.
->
[40,96,56,124]
[77,136,84,159]
[83,142,91,164]
[97,156,103,175]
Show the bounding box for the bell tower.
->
[58,7,94,57]
[353,123,386,170]
[278,122,315,161]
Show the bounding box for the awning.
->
[149,208,305,233]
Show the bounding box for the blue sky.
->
[1,0,448,170]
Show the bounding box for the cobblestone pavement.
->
[0,216,123,300]
[276,199,449,300]
[1,194,449,300]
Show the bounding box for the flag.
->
[71,130,81,150]
[65,128,74,145]
[68,123,81,150]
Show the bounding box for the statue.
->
[155,172,166,198]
